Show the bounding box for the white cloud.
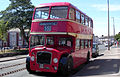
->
[92,4,120,11]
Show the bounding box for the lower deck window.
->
[59,37,73,47]
[81,40,84,49]
[46,36,54,45]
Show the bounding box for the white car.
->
[92,43,99,57]
[104,43,108,47]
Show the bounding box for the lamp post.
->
[112,17,115,43]
[107,0,110,50]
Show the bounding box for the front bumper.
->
[30,62,58,73]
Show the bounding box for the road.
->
[0,45,120,77]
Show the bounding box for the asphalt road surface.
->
[0,45,120,77]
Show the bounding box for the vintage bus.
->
[26,2,93,75]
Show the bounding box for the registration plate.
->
[39,64,44,68]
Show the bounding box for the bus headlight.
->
[53,58,58,63]
[31,56,35,61]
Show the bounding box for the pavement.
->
[0,55,27,62]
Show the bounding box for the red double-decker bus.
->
[26,2,93,75]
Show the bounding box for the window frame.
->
[75,39,80,50]
[46,36,54,46]
[58,37,73,47]
[89,19,93,28]
[76,10,80,23]
[81,39,84,49]
[50,6,68,19]
[85,16,89,26]
[34,7,50,19]
[85,40,88,48]
[81,14,85,25]
[88,40,91,48]
[69,8,75,20]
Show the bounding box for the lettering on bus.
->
[81,27,92,34]
[40,22,57,26]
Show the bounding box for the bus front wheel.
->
[58,57,73,75]
[26,57,34,74]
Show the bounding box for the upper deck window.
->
[85,16,88,26]
[34,7,49,19]
[89,19,93,28]
[81,14,85,25]
[50,6,68,19]
[69,8,75,20]
[76,10,80,23]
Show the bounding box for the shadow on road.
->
[28,58,120,77]
[72,59,120,77]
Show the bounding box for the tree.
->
[0,20,8,47]
[0,0,34,45]
[114,33,120,41]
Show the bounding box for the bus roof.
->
[36,2,72,8]
[36,2,92,20]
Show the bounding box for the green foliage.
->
[0,20,8,41]
[114,33,120,41]
[0,0,34,44]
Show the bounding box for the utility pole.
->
[107,0,110,50]
[112,17,115,36]
[112,17,115,44]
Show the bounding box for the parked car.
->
[104,43,108,47]
[92,43,99,57]
[104,42,113,47]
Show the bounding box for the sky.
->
[0,0,120,37]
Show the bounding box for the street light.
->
[112,17,115,43]
[107,0,110,50]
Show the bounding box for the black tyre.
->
[86,52,90,64]
[26,57,34,74]
[58,57,73,75]
[26,62,34,74]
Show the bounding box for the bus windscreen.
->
[50,6,68,19]
[34,7,49,19]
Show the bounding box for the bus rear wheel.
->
[86,52,90,64]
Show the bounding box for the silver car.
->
[92,43,99,57]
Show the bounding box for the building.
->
[99,36,115,44]
[7,28,28,47]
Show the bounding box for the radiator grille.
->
[37,51,51,64]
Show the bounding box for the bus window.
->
[34,7,49,19]
[85,40,88,48]
[76,39,80,50]
[81,14,85,25]
[59,37,72,47]
[30,35,45,48]
[46,36,54,45]
[76,10,80,23]
[50,6,68,19]
[81,40,84,49]
[69,8,75,20]
[89,19,93,28]
[88,40,91,48]
[85,17,88,26]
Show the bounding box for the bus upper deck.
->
[31,2,93,37]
